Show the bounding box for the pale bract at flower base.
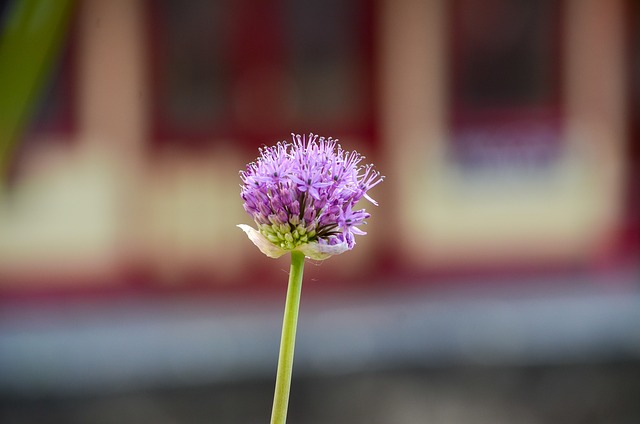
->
[236,224,349,260]
[238,133,383,260]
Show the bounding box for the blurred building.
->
[0,0,637,291]
[0,2,639,422]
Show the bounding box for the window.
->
[148,0,374,148]
[449,0,563,171]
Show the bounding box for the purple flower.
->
[238,133,383,260]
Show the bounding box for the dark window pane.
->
[152,0,231,139]
[453,0,558,108]
[285,0,370,128]
[449,0,563,170]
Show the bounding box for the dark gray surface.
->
[1,364,640,424]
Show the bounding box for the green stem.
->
[270,250,305,424]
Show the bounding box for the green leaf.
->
[0,0,75,185]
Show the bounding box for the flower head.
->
[239,133,383,260]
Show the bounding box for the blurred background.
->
[1,0,639,423]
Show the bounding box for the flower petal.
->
[237,224,287,259]
[297,240,349,261]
